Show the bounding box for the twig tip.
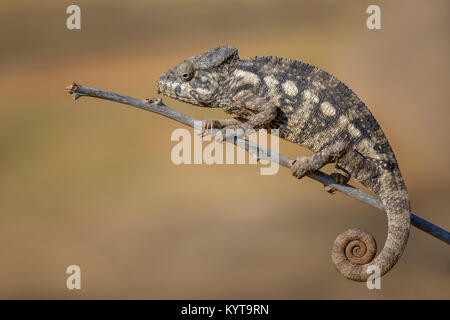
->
[65,82,78,93]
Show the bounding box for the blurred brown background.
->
[0,0,449,299]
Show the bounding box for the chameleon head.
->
[157,46,238,107]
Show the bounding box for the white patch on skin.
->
[186,82,210,95]
[339,115,349,127]
[312,80,326,90]
[194,87,212,95]
[284,105,294,112]
[348,123,361,137]
[282,80,298,96]
[233,70,260,86]
[234,90,252,101]
[356,138,378,159]
[270,94,282,105]
[264,75,279,87]
[303,89,312,99]
[264,76,281,104]
[302,89,319,103]
[320,102,336,116]
[309,124,342,151]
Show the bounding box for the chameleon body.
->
[157,46,411,282]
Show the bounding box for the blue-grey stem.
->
[65,83,450,245]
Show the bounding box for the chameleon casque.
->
[157,46,411,282]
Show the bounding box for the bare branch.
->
[65,82,450,245]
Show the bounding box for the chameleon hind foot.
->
[290,142,348,180]
[290,155,319,179]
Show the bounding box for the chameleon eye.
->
[177,61,194,82]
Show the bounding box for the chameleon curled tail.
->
[331,175,411,282]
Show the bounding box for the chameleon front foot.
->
[199,118,246,138]
[199,119,221,137]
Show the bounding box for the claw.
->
[289,159,297,168]
[324,184,337,195]
[201,119,217,136]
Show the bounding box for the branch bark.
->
[65,82,450,245]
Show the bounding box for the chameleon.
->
[157,45,411,282]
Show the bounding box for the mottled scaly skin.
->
[157,46,411,282]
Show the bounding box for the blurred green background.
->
[0,0,449,299]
